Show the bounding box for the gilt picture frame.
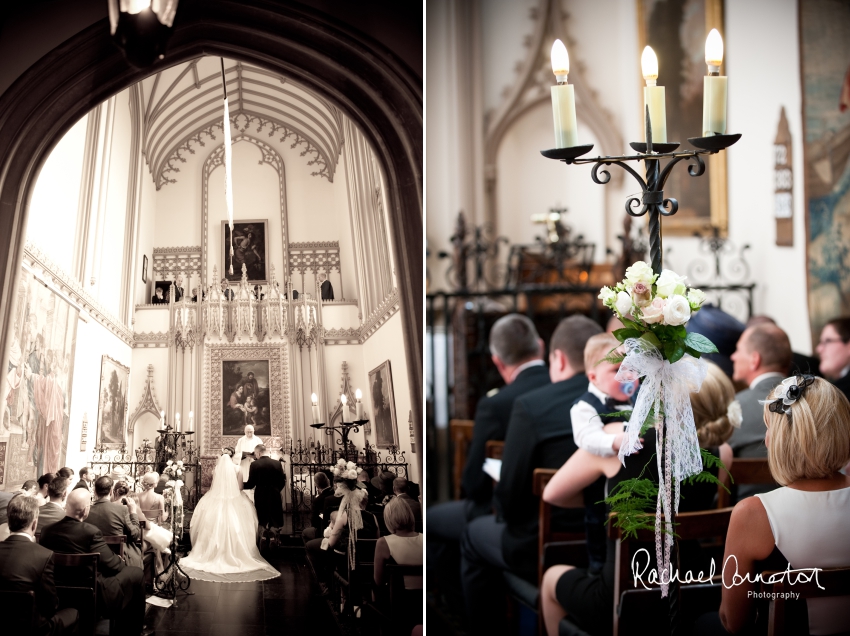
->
[96,356,130,449]
[368,360,399,449]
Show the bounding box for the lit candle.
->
[702,29,727,136]
[189,411,194,433]
[641,46,667,143]
[160,410,165,428]
[311,393,320,424]
[176,412,181,433]
[355,389,364,421]
[549,39,578,148]
[340,394,348,423]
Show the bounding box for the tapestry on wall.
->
[801,0,850,343]
[369,360,398,449]
[96,356,129,449]
[0,267,78,485]
[638,0,727,234]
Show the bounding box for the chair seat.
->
[502,570,538,609]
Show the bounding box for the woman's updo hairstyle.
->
[141,472,159,491]
[113,481,130,499]
[690,362,736,448]
[763,377,850,485]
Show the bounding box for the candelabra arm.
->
[657,153,706,191]
[591,160,647,191]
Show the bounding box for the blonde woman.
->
[539,361,738,636]
[138,472,171,574]
[374,496,422,590]
[718,376,850,634]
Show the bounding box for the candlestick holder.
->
[309,419,368,462]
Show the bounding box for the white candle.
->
[189,411,194,433]
[641,46,667,143]
[340,394,348,423]
[160,410,165,428]
[702,29,727,136]
[176,412,181,433]
[311,393,320,424]
[550,39,578,148]
[355,389,364,420]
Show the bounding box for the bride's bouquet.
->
[598,261,719,597]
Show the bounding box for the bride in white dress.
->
[180,449,280,583]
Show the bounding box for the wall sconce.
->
[107,0,179,67]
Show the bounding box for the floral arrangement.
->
[332,459,359,481]
[162,459,185,539]
[599,261,717,363]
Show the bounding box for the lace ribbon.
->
[616,337,707,597]
[339,488,364,571]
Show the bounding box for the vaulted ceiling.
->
[139,57,345,190]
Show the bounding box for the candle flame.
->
[551,39,570,77]
[340,394,347,405]
[355,389,362,400]
[641,46,659,83]
[311,393,318,404]
[705,29,724,68]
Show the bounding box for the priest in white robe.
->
[233,425,262,501]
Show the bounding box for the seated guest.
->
[358,469,382,504]
[324,487,380,560]
[302,472,333,541]
[0,495,79,636]
[540,362,736,636]
[371,470,396,505]
[56,468,75,503]
[22,479,39,495]
[136,473,171,575]
[460,315,602,631]
[36,473,55,506]
[686,304,745,378]
[111,480,132,504]
[151,287,167,304]
[86,476,143,569]
[73,466,93,493]
[816,317,850,403]
[375,496,423,590]
[393,477,422,531]
[139,472,168,521]
[37,477,69,533]
[729,324,791,458]
[746,315,819,376]
[220,278,234,301]
[715,376,850,635]
[41,489,149,636]
[0,489,15,541]
[173,274,185,302]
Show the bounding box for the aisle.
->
[142,546,340,635]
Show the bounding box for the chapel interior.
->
[0,1,422,635]
[426,0,850,635]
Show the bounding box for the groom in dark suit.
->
[0,495,79,636]
[244,445,287,548]
[40,489,150,636]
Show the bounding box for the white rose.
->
[641,298,666,324]
[687,288,706,310]
[615,291,632,316]
[625,261,656,286]
[177,460,184,467]
[655,270,687,298]
[727,400,743,428]
[167,460,173,466]
[662,294,692,326]
[598,286,616,307]
[176,469,183,476]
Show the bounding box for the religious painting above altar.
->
[638,0,728,235]
[222,359,271,436]
[96,356,129,449]
[223,220,269,284]
[369,360,398,449]
[0,265,78,484]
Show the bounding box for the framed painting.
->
[222,220,269,284]
[142,254,148,283]
[221,359,272,436]
[96,356,130,449]
[368,360,399,449]
[800,0,850,344]
[637,0,728,235]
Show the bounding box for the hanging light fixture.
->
[107,0,179,67]
[220,59,235,275]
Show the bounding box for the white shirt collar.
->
[10,532,34,542]
[509,359,545,383]
[587,381,609,401]
[749,371,785,390]
[840,364,850,380]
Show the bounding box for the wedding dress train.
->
[180,453,279,583]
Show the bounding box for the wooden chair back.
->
[532,468,585,582]
[485,440,505,460]
[608,508,733,636]
[761,566,850,636]
[140,508,162,522]
[103,534,126,560]
[450,419,475,500]
[0,590,36,633]
[53,552,99,635]
[717,458,775,508]
[385,563,424,631]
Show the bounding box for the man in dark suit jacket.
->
[461,315,603,631]
[302,472,333,541]
[37,476,70,533]
[73,466,93,494]
[85,476,144,569]
[0,495,78,636]
[244,445,286,543]
[40,489,149,636]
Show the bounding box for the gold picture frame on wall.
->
[637,0,728,236]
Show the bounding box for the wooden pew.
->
[450,419,475,500]
[485,439,505,460]
[717,457,775,508]
[761,566,850,636]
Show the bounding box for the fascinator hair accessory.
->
[759,374,815,418]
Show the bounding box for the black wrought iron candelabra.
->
[153,524,193,605]
[310,418,370,461]
[542,110,740,636]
